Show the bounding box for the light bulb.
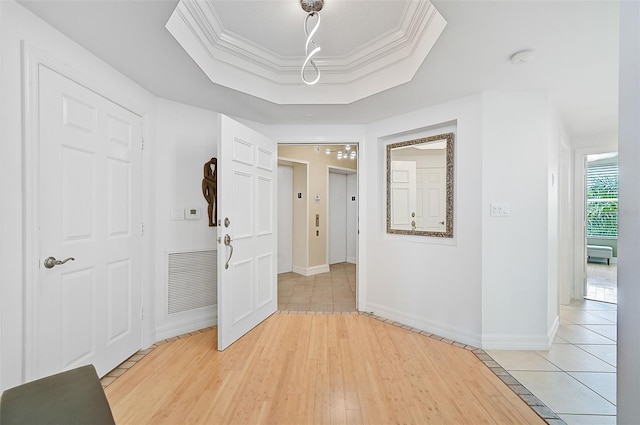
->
[345,145,351,151]
[325,148,331,155]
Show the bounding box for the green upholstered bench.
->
[0,364,115,425]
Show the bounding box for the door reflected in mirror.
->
[386,132,453,237]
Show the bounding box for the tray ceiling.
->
[166,0,446,104]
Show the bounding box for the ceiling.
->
[17,0,619,137]
[165,0,447,104]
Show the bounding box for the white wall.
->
[153,98,219,339]
[0,0,155,390]
[277,164,293,273]
[617,3,640,422]
[365,96,483,347]
[481,91,560,349]
[0,1,221,390]
[572,131,618,150]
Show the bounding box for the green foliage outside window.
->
[586,166,618,237]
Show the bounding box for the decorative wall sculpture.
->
[202,157,217,227]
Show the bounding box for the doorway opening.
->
[584,152,618,303]
[276,144,359,312]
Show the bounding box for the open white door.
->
[217,115,277,351]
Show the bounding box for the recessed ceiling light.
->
[510,49,535,64]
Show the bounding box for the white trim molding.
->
[292,264,330,276]
[165,0,446,104]
[155,307,217,341]
[367,302,482,348]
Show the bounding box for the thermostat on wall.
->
[184,208,201,220]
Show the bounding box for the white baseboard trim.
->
[483,315,558,350]
[292,264,330,276]
[346,257,356,264]
[366,302,482,348]
[155,308,217,341]
[482,331,552,351]
[547,314,560,346]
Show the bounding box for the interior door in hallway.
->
[329,171,347,264]
[217,115,277,350]
[33,66,142,379]
[329,170,357,265]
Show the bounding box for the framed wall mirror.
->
[386,132,454,238]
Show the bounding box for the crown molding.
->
[166,0,446,104]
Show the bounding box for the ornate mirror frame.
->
[386,132,454,238]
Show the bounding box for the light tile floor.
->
[487,299,617,425]
[277,262,356,312]
[586,261,617,303]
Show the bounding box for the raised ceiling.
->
[14,0,619,137]
[166,0,446,104]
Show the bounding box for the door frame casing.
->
[277,157,311,274]
[277,164,294,273]
[572,144,618,303]
[21,42,150,381]
[276,139,363,311]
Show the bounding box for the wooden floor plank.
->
[105,314,545,425]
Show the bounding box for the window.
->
[586,164,618,237]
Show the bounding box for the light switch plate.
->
[170,208,184,220]
[490,203,510,217]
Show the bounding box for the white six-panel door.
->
[390,160,417,230]
[34,66,142,379]
[416,167,446,231]
[217,115,277,351]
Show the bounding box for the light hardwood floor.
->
[105,313,544,424]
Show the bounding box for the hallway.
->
[277,263,356,312]
[488,299,617,425]
[586,262,617,304]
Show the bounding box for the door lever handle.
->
[223,234,233,269]
[44,256,75,269]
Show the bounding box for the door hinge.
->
[140,223,144,236]
[140,307,144,320]
[141,138,144,151]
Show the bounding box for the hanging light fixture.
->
[324,145,357,160]
[300,0,324,85]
